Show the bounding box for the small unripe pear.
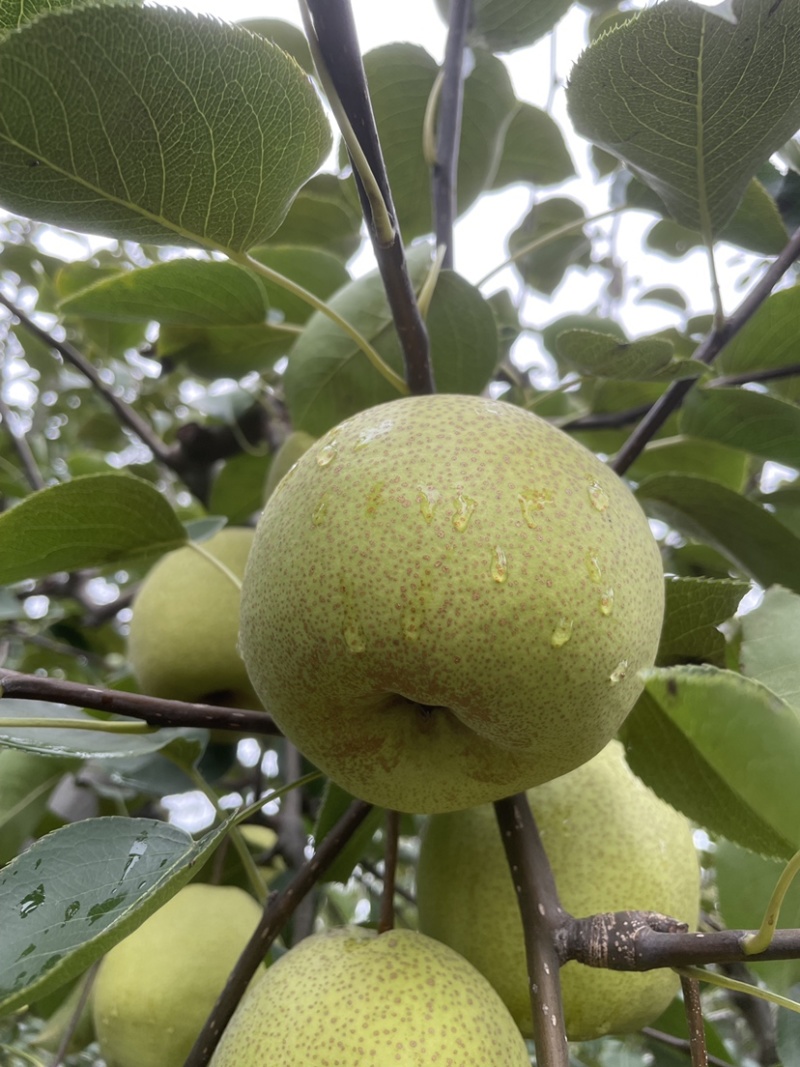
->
[417,740,700,1041]
[92,884,263,1067]
[240,394,664,813]
[128,527,259,708]
[210,926,531,1066]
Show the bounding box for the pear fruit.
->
[92,883,263,1067]
[210,925,531,1066]
[128,527,259,708]
[239,394,664,813]
[417,740,700,1041]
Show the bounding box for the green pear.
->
[239,394,664,813]
[210,925,531,1066]
[128,527,259,708]
[92,883,263,1067]
[416,740,700,1041]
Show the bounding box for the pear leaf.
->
[568,0,800,234]
[0,816,232,1014]
[0,474,186,585]
[0,5,331,248]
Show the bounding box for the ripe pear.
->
[128,527,260,708]
[210,925,531,1066]
[239,394,664,813]
[92,883,263,1067]
[416,740,700,1041]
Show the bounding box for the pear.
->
[92,883,263,1067]
[416,740,700,1041]
[239,394,664,813]
[128,527,259,708]
[210,925,531,1066]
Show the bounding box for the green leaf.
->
[159,323,295,378]
[240,17,313,73]
[641,178,788,256]
[679,387,800,468]
[209,452,271,524]
[637,474,800,594]
[285,259,498,436]
[267,174,362,260]
[0,701,207,761]
[621,671,800,860]
[658,577,748,667]
[59,261,269,327]
[715,838,800,993]
[0,474,186,586]
[313,781,383,885]
[507,197,591,294]
[0,749,77,868]
[540,313,626,360]
[0,6,330,248]
[363,44,516,239]
[436,0,572,52]
[556,330,697,381]
[0,816,230,1014]
[716,287,800,403]
[628,436,748,492]
[0,0,85,37]
[739,586,800,710]
[491,103,574,189]
[636,287,687,311]
[567,0,800,234]
[248,246,350,325]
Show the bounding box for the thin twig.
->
[0,390,45,490]
[612,223,800,475]
[303,0,434,395]
[360,857,416,906]
[431,0,471,268]
[184,797,373,1067]
[680,974,709,1067]
[641,1028,732,1067]
[279,741,316,944]
[0,292,175,467]
[51,962,100,1067]
[707,362,800,388]
[378,809,400,935]
[0,667,279,735]
[494,794,569,1067]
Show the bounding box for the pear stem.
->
[378,809,400,934]
[680,974,709,1067]
[494,793,570,1067]
[184,797,373,1067]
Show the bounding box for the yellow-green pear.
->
[210,925,531,1066]
[128,527,259,708]
[92,883,263,1067]
[417,740,700,1041]
[239,394,664,813]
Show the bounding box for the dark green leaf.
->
[267,174,362,260]
[491,103,574,189]
[658,577,748,667]
[159,322,296,378]
[716,287,800,403]
[59,261,268,327]
[0,816,230,1014]
[738,586,800,710]
[209,452,271,524]
[622,687,797,862]
[285,260,498,436]
[239,17,313,72]
[0,474,186,586]
[556,330,696,381]
[0,701,207,761]
[0,749,77,868]
[363,44,516,239]
[540,313,626,360]
[0,6,330,248]
[248,246,350,325]
[508,197,590,294]
[568,0,800,233]
[436,0,571,51]
[637,474,800,594]
[628,437,748,492]
[680,387,800,468]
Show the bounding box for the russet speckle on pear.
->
[209,926,531,1067]
[239,394,665,813]
[416,740,701,1041]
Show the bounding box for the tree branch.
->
[0,390,45,490]
[377,809,400,935]
[0,293,175,468]
[0,668,279,735]
[642,1028,732,1067]
[680,974,708,1067]
[612,223,800,475]
[184,797,373,1067]
[431,0,472,268]
[494,793,570,1067]
[303,0,435,395]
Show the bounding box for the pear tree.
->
[2,1,800,1066]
